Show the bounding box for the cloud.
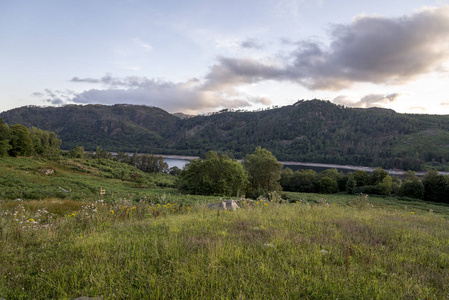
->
[240,39,264,49]
[32,92,44,97]
[333,93,403,108]
[131,38,153,52]
[68,75,269,113]
[203,6,449,91]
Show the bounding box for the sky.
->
[2,0,449,115]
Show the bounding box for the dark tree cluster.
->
[280,165,449,203]
[0,118,61,158]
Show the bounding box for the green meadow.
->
[1,157,449,299]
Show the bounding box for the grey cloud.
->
[69,75,267,113]
[48,99,65,105]
[32,92,44,97]
[240,39,264,49]
[204,6,449,90]
[204,57,285,90]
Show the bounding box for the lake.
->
[164,157,374,175]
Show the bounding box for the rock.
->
[207,200,239,211]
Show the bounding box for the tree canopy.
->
[243,147,283,197]
[177,151,248,196]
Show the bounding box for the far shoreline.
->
[103,152,449,176]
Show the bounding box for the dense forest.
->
[2,100,449,171]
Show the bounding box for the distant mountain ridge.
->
[2,101,449,171]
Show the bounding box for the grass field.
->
[1,157,449,299]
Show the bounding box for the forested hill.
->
[2,100,449,171]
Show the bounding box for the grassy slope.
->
[1,157,449,299]
[0,157,215,205]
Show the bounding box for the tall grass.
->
[1,198,448,299]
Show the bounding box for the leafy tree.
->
[398,180,424,199]
[8,124,33,157]
[68,146,85,159]
[0,118,11,157]
[422,170,449,203]
[369,167,389,185]
[353,170,368,187]
[289,169,319,193]
[29,127,61,157]
[319,176,338,194]
[280,168,294,191]
[345,174,357,194]
[377,175,393,195]
[243,147,283,197]
[169,166,181,176]
[177,151,248,196]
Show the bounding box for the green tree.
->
[369,167,389,186]
[68,146,85,159]
[29,127,61,157]
[0,118,11,157]
[398,180,424,199]
[177,151,248,196]
[8,124,33,157]
[353,170,368,187]
[422,170,449,203]
[345,174,357,194]
[377,175,393,195]
[242,147,283,197]
[280,168,294,191]
[290,169,319,193]
[319,176,338,194]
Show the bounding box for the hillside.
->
[2,100,449,170]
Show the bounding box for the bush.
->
[177,151,248,196]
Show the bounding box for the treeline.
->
[281,166,449,203]
[177,147,449,203]
[0,118,61,158]
[4,101,449,171]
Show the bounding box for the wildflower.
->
[28,218,35,222]
[255,202,259,205]
[264,203,268,206]
[109,210,114,214]
[186,206,191,210]
[132,207,136,210]
[410,212,415,215]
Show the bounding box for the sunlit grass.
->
[1,197,448,299]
